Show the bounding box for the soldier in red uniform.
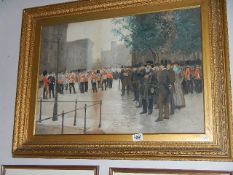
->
[101,70,107,91]
[194,64,202,93]
[79,73,85,93]
[69,71,76,94]
[42,70,49,99]
[184,65,193,94]
[107,72,113,88]
[91,72,98,93]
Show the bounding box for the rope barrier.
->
[37,99,101,103]
[37,101,101,122]
[37,116,53,122]
[37,99,102,134]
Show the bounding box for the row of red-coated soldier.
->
[41,69,115,99]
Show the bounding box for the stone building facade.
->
[66,39,93,72]
[101,41,132,68]
[40,24,68,73]
[40,24,94,73]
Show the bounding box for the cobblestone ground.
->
[36,80,204,134]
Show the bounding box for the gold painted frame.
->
[1,165,99,175]
[12,0,233,160]
[109,168,233,175]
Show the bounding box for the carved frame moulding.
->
[12,0,233,160]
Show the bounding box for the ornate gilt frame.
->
[12,0,233,160]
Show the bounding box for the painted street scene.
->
[36,7,204,134]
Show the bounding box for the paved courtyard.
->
[36,80,204,134]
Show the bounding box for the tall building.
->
[101,41,132,68]
[40,24,68,73]
[40,24,94,73]
[66,39,94,72]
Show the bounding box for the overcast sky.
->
[66,18,125,58]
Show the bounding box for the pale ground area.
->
[35,80,204,135]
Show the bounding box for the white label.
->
[132,133,143,142]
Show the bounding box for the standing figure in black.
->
[156,62,171,122]
[131,67,139,101]
[167,62,175,115]
[120,67,131,96]
[140,64,158,115]
[137,66,145,108]
[48,73,55,98]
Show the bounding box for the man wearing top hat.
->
[137,65,146,108]
[167,61,175,115]
[140,61,158,115]
[156,60,171,121]
[131,67,139,102]
[120,67,131,96]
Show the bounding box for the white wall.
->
[0,0,233,175]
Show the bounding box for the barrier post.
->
[61,111,64,134]
[73,99,77,126]
[84,104,87,134]
[39,98,42,122]
[99,100,102,128]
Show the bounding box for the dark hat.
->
[185,60,190,65]
[161,60,167,67]
[43,70,47,76]
[196,59,201,65]
[146,60,153,65]
[167,60,172,64]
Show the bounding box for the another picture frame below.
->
[109,168,233,175]
[1,165,99,175]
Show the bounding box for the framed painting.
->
[109,168,233,175]
[12,0,233,160]
[1,165,99,175]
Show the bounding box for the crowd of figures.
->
[120,61,202,122]
[40,61,202,122]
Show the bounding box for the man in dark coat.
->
[140,64,158,115]
[137,66,145,108]
[120,67,131,96]
[48,73,55,98]
[131,67,140,101]
[167,62,175,115]
[156,62,171,122]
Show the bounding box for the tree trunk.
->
[148,47,160,64]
